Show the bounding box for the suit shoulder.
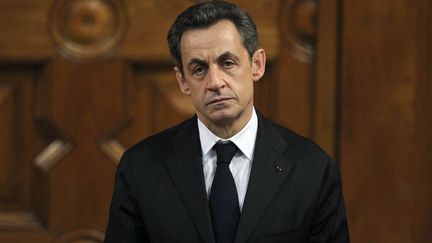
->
[123,117,194,159]
[264,119,332,163]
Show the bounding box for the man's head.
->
[167,0,259,70]
[167,1,266,137]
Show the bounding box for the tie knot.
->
[214,141,238,165]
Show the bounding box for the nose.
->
[206,65,225,91]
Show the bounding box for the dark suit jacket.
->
[104,114,350,243]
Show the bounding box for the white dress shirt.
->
[197,108,258,210]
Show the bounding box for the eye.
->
[192,65,207,76]
[222,60,236,69]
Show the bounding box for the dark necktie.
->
[209,141,240,243]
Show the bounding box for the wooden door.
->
[339,0,432,242]
[0,0,332,242]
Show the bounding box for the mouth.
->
[206,97,233,106]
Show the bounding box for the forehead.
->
[180,20,246,59]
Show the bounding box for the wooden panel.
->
[0,0,55,59]
[274,54,313,136]
[116,62,193,150]
[0,65,45,230]
[340,0,432,242]
[254,62,276,118]
[273,0,318,138]
[413,2,432,240]
[0,232,53,243]
[0,82,15,200]
[43,59,123,230]
[314,0,339,156]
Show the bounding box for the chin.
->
[208,109,241,124]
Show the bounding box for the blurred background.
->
[0,0,430,242]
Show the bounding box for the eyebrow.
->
[186,51,241,70]
[217,52,240,63]
[187,58,207,70]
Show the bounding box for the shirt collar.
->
[197,108,258,161]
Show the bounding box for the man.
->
[104,1,350,243]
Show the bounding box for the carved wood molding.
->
[48,0,128,61]
[97,63,196,164]
[0,211,42,230]
[280,0,318,63]
[53,228,104,243]
[34,120,74,172]
[0,64,51,230]
[98,120,130,165]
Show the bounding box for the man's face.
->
[175,20,265,130]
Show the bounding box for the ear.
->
[174,66,191,95]
[251,48,266,82]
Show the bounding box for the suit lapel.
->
[235,115,293,243]
[164,117,215,243]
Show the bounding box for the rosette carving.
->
[49,0,128,60]
[280,0,318,63]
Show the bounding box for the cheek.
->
[239,81,254,100]
[190,85,207,102]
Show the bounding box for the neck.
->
[199,106,253,139]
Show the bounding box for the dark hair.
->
[167,0,259,69]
